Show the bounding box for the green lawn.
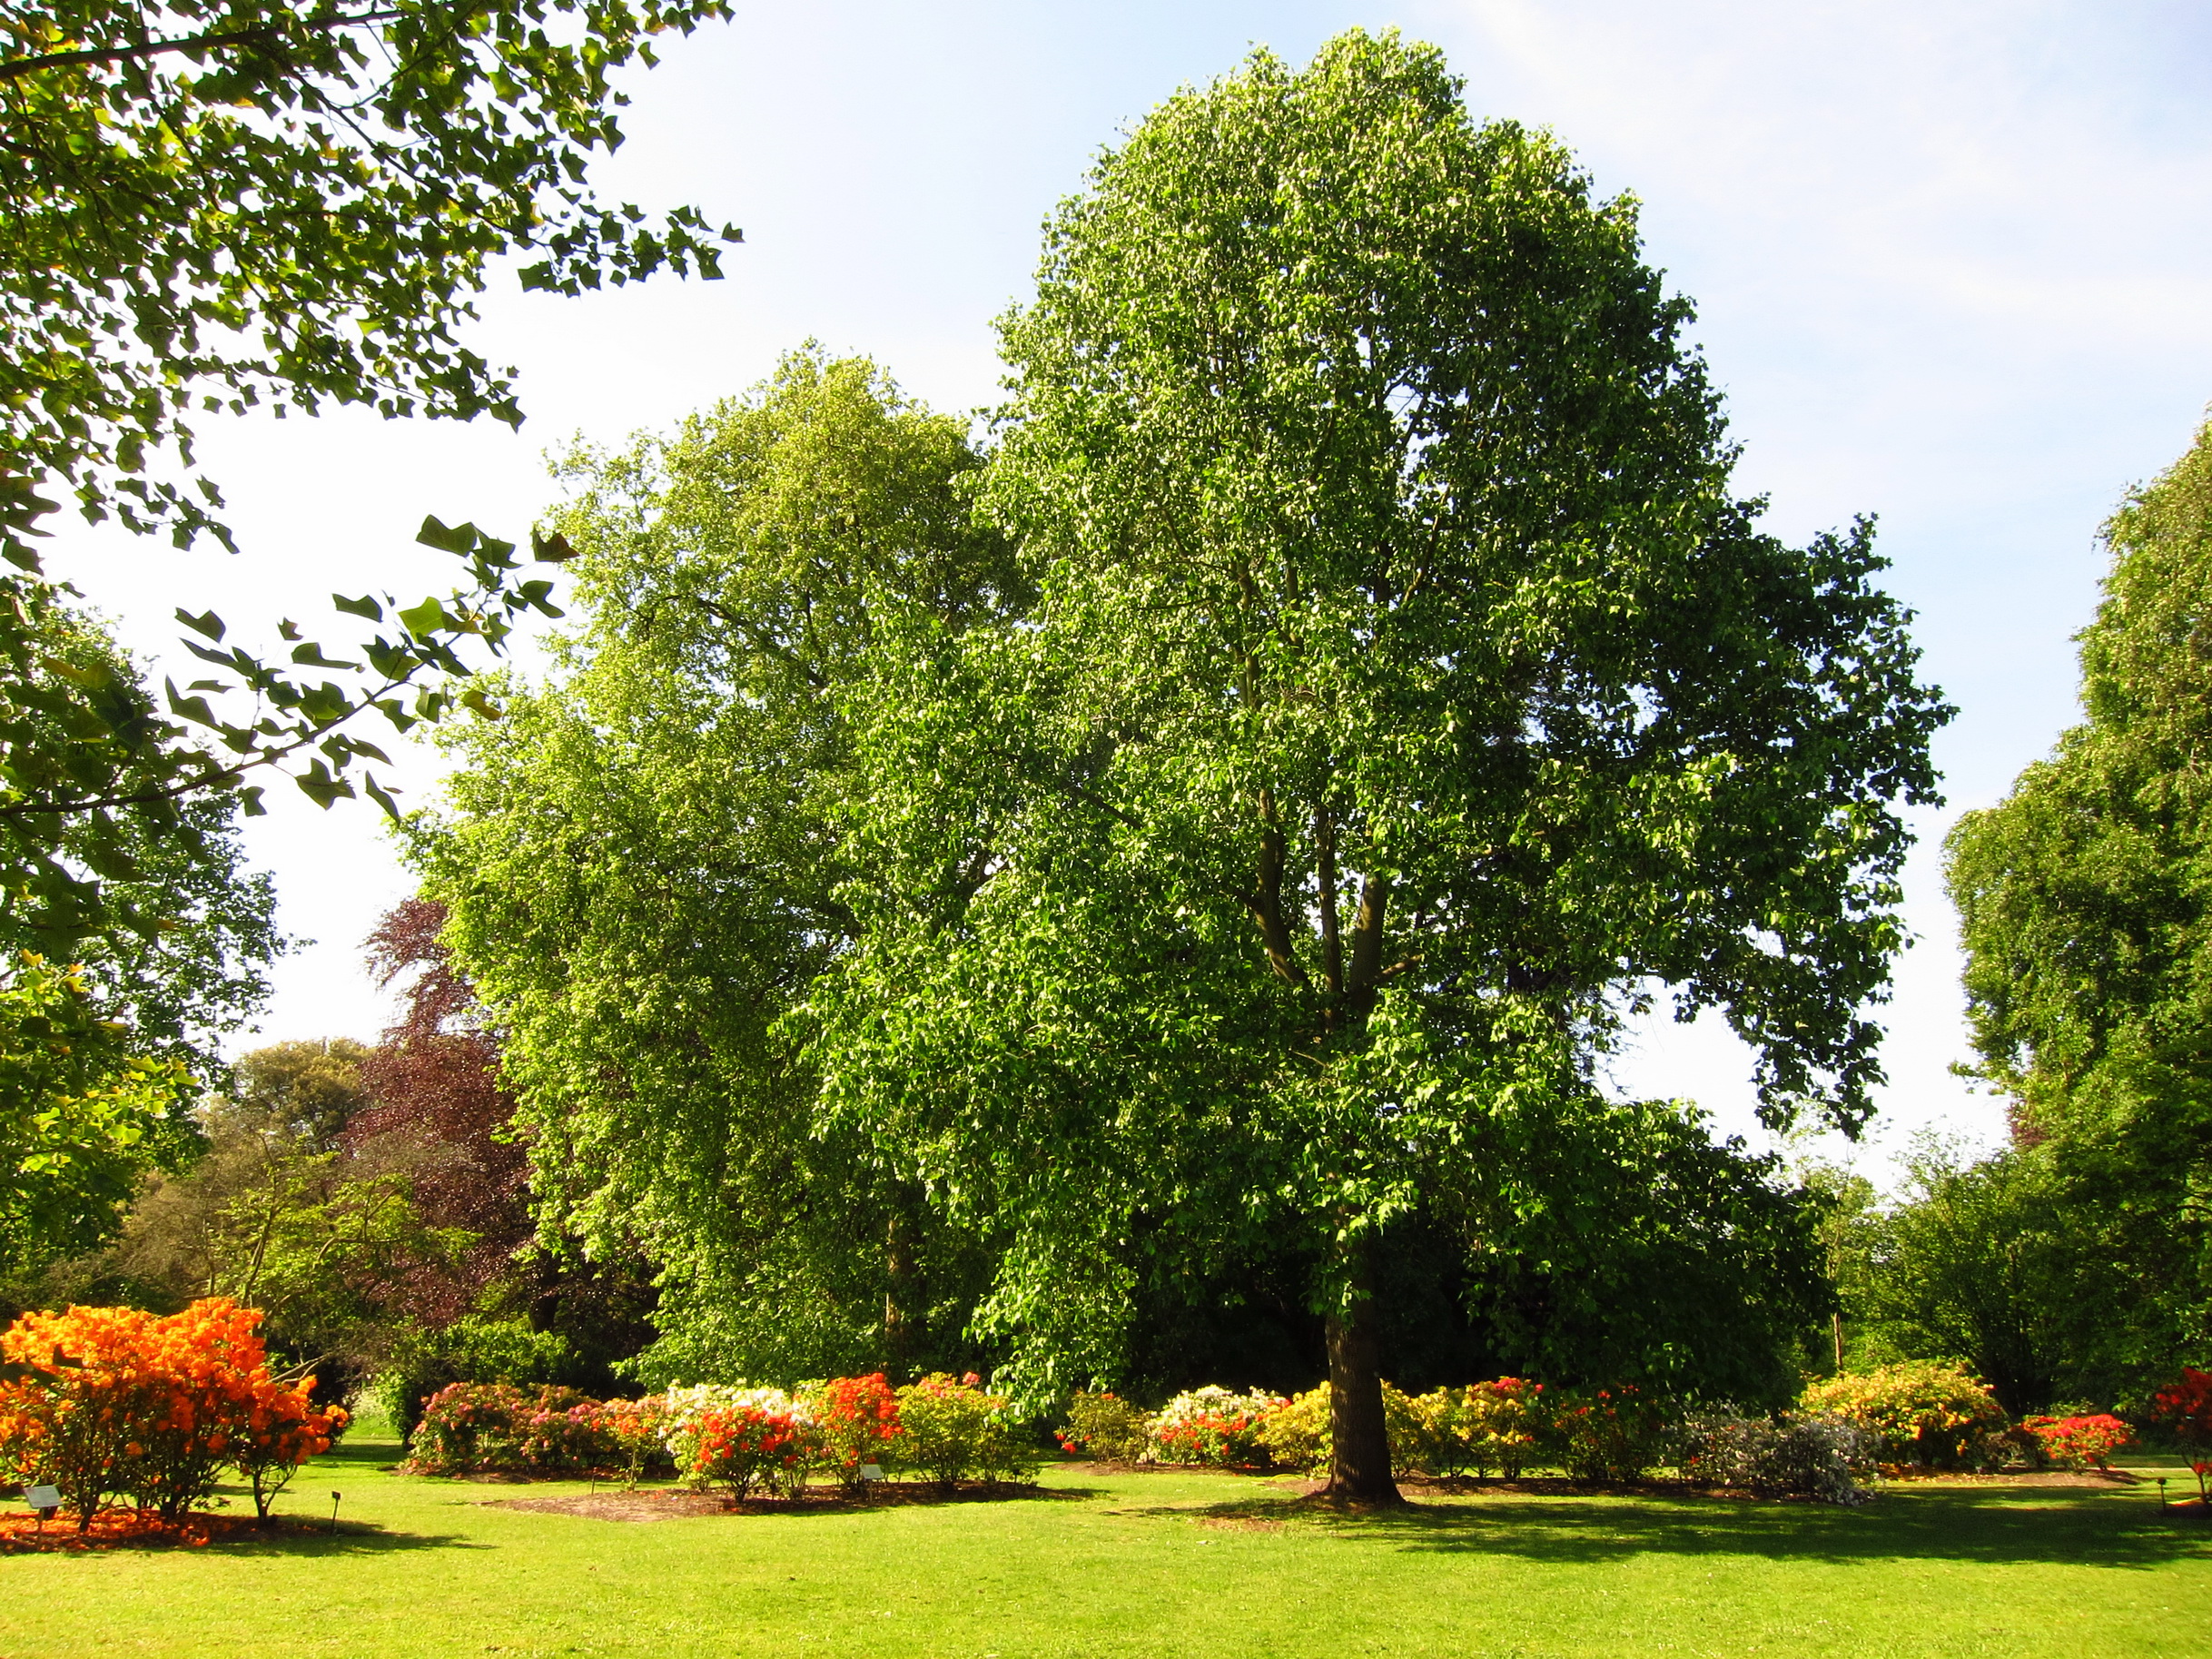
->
[5,1434,2207,1658]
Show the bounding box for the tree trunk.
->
[1321,1232,1400,1504]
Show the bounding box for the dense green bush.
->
[1549,1386,1675,1482]
[380,1316,580,1440]
[1056,1390,1151,1461]
[895,1373,1039,1486]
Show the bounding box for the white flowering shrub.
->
[1680,1411,1878,1505]
[1147,1387,1286,1466]
[659,1383,810,1479]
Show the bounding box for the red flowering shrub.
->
[2151,1368,2212,1448]
[1551,1386,1674,1482]
[0,1299,344,1530]
[405,1381,616,1476]
[2020,1413,2134,1472]
[805,1373,902,1490]
[688,1406,816,1500]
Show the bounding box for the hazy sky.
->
[49,0,2212,1180]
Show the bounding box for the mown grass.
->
[4,1431,2207,1659]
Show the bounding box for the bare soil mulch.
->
[484,1478,1086,1523]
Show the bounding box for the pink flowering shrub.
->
[404,1382,618,1476]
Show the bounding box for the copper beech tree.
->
[810,35,1947,1502]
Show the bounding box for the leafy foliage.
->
[3,0,737,572]
[1948,418,2212,1399]
[2,526,569,953]
[0,955,197,1270]
[1817,1141,2098,1413]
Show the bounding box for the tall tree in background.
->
[414,352,1022,1385]
[812,33,1949,1500]
[1949,417,2212,1399]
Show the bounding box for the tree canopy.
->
[807,32,1949,1498]
[3,0,732,950]
[2,591,280,1271]
[413,351,1023,1386]
[1948,415,2212,1398]
[3,0,737,569]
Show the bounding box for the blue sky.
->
[51,0,2212,1179]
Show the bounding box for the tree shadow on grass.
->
[1127,1487,2212,1571]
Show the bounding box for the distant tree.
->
[811,33,1948,1500]
[351,896,659,1392]
[1948,416,2212,1397]
[1816,1141,2094,1413]
[231,1038,373,1150]
[350,896,531,1321]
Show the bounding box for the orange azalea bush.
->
[688,1404,817,1500]
[0,1299,344,1530]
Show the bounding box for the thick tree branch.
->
[1243,787,1308,990]
[0,10,404,82]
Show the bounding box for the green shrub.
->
[380,1316,578,1441]
[895,1372,1039,1486]
[1800,1361,2010,1471]
[1056,1390,1152,1461]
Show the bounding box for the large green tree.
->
[809,33,1949,1500]
[1947,417,2212,1397]
[413,352,1024,1385]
